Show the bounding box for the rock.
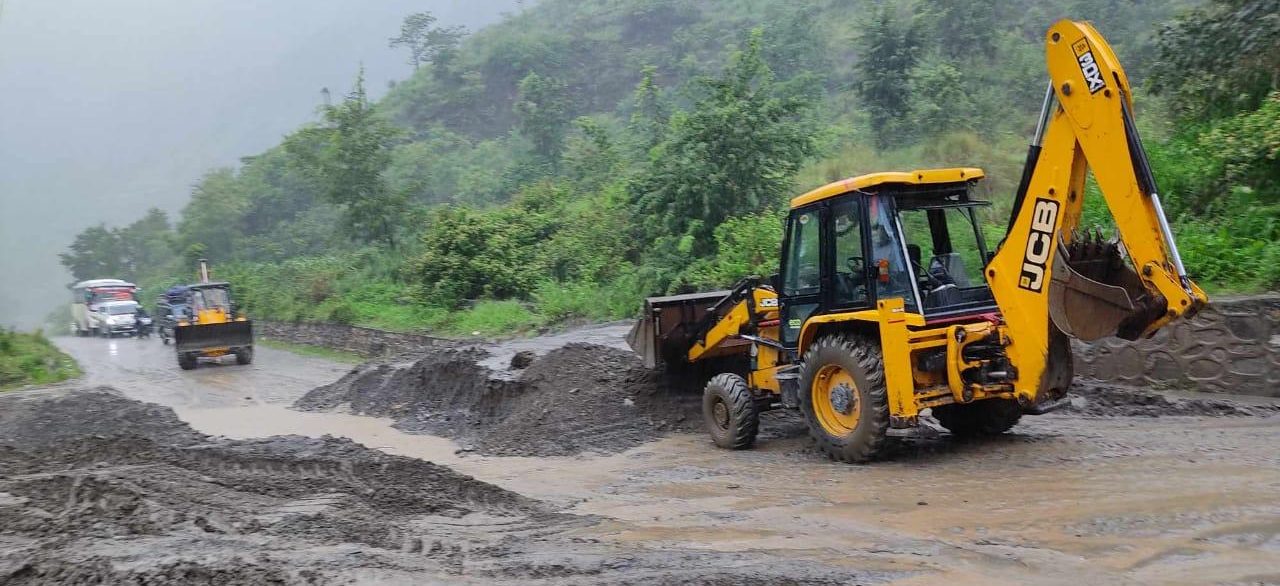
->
[510,350,536,369]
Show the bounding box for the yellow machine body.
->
[627,19,1207,461]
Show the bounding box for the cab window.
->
[830,198,868,307]
[782,210,820,296]
[868,195,918,311]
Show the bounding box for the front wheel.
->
[178,352,198,370]
[797,335,890,463]
[234,346,253,365]
[702,373,759,450]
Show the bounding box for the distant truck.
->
[70,279,138,336]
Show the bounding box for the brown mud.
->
[297,340,1278,458]
[44,331,1280,584]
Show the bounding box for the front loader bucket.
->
[1048,235,1164,341]
[174,320,254,354]
[627,290,731,369]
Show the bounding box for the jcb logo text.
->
[1019,198,1059,292]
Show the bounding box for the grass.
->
[257,338,365,364]
[0,329,81,390]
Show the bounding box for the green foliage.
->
[286,70,407,248]
[1173,187,1280,289]
[514,72,572,167]
[60,208,174,282]
[631,29,817,260]
[447,300,543,336]
[389,12,466,71]
[684,210,785,289]
[0,329,80,390]
[1149,0,1279,121]
[58,0,1275,342]
[410,182,568,307]
[856,6,924,149]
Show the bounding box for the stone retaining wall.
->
[257,321,450,358]
[1072,295,1280,397]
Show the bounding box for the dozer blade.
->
[1048,234,1162,341]
[174,320,254,354]
[628,290,731,369]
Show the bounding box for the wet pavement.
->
[46,332,1280,585]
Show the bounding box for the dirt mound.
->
[1062,381,1280,418]
[297,343,711,456]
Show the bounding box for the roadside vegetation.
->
[0,330,80,390]
[57,0,1278,335]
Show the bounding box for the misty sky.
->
[0,0,520,328]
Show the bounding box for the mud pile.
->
[297,343,712,457]
[1063,381,1280,418]
[3,388,867,585]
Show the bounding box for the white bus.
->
[70,279,138,336]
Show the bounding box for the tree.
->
[856,6,925,149]
[389,12,467,71]
[60,225,125,282]
[1149,0,1280,121]
[286,70,407,249]
[631,29,817,258]
[627,66,668,153]
[178,168,249,262]
[514,72,571,167]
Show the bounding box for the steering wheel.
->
[926,256,956,287]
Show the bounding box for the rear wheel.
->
[932,399,1022,437]
[798,335,889,463]
[702,373,759,450]
[178,352,198,370]
[234,346,254,365]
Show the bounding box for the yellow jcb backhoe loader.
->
[627,19,1208,462]
[172,259,254,370]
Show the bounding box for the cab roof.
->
[789,167,984,209]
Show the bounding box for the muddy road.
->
[11,331,1279,584]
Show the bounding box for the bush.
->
[0,329,80,390]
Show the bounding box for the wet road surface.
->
[51,333,1280,585]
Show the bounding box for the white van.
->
[89,300,141,337]
[70,279,137,336]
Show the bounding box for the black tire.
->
[234,346,254,365]
[702,373,759,450]
[932,399,1022,437]
[797,335,890,463]
[178,352,198,370]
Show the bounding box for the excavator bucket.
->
[174,320,254,354]
[1048,233,1163,341]
[627,290,730,368]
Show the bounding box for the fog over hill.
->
[0,0,520,328]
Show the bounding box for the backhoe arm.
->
[988,19,1208,404]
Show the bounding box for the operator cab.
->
[779,168,996,346]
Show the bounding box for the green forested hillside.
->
[59,0,1279,335]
